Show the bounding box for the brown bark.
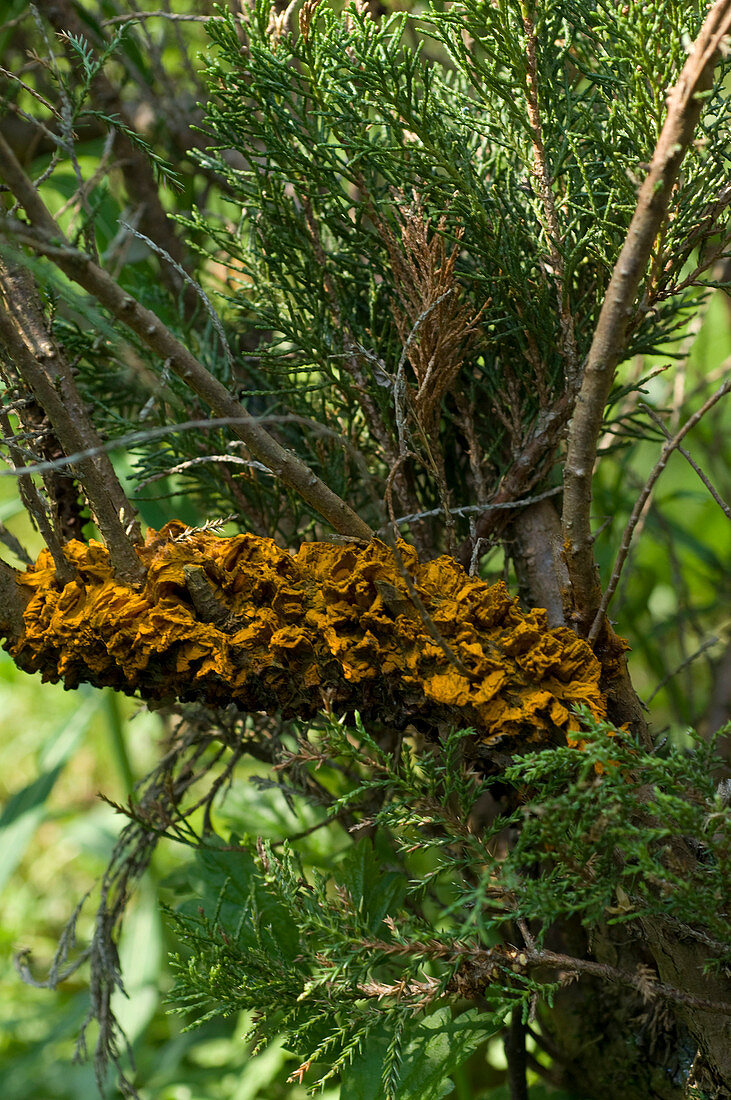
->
[508,498,569,628]
[0,558,29,638]
[562,0,731,640]
[507,486,731,1099]
[0,264,144,584]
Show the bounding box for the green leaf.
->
[341,1007,498,1100]
[336,839,407,931]
[179,843,301,960]
[111,878,163,1043]
[0,692,99,892]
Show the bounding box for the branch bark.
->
[562,0,731,637]
[0,525,605,753]
[455,393,572,569]
[0,263,145,584]
[0,558,28,637]
[508,498,569,628]
[0,131,374,543]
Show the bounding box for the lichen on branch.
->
[4,523,606,746]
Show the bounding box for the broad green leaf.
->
[179,844,301,960]
[341,1008,498,1100]
[112,879,163,1043]
[0,693,99,891]
[336,839,407,931]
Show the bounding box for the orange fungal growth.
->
[6,523,606,746]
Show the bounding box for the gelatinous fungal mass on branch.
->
[4,523,606,745]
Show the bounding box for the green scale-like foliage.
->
[167,715,730,1098]
[41,0,730,549]
[166,0,726,541]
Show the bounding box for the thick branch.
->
[1,523,606,753]
[0,266,144,584]
[562,0,731,636]
[0,132,373,543]
[508,498,569,628]
[0,558,28,637]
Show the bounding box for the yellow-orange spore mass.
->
[8,523,606,745]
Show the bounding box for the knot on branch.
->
[6,522,606,747]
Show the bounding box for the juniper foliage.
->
[166,714,730,1096]
[38,0,730,550]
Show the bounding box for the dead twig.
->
[642,401,731,521]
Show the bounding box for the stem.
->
[104,690,136,796]
[588,377,731,644]
[562,0,731,638]
[504,1005,529,1100]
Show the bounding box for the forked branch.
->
[562,0,731,637]
[589,377,731,644]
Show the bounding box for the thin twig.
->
[646,633,723,705]
[119,220,233,368]
[589,377,731,644]
[379,485,563,531]
[136,453,272,489]
[102,11,227,25]
[0,519,32,566]
[0,413,371,482]
[642,402,731,520]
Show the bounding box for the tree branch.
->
[455,393,572,569]
[642,400,731,522]
[0,525,605,752]
[0,264,145,584]
[0,557,28,637]
[562,0,731,637]
[504,1004,529,1100]
[589,377,731,644]
[0,132,373,543]
[508,498,569,627]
